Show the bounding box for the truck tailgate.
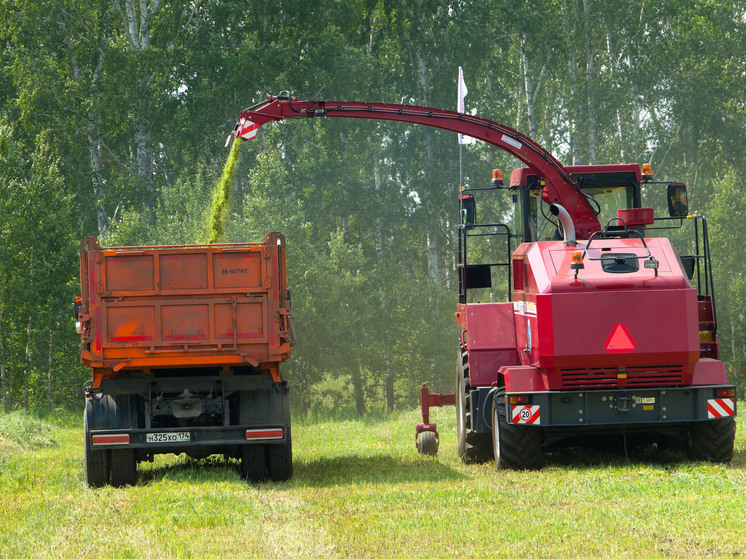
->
[78,233,291,376]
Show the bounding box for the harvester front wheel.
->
[492,388,542,470]
[690,417,736,463]
[456,348,493,463]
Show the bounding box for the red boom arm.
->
[234,94,600,238]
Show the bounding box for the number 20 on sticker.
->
[511,405,540,425]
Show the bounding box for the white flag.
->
[457,67,476,145]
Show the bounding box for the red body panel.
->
[458,302,519,386]
[78,234,292,387]
[464,236,711,391]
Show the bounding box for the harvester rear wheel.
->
[492,388,542,470]
[418,431,439,456]
[83,407,109,488]
[690,417,736,463]
[267,428,293,482]
[456,347,492,463]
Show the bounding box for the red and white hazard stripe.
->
[237,117,259,140]
[707,398,735,419]
[511,405,541,425]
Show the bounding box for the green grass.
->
[0,408,744,558]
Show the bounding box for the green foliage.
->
[0,122,82,409]
[0,0,745,410]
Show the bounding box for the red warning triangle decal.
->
[604,323,636,353]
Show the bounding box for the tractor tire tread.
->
[493,388,542,470]
[690,417,736,463]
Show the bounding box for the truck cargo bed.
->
[78,233,291,387]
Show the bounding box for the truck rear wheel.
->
[690,417,736,463]
[241,445,267,482]
[492,388,542,470]
[84,407,109,488]
[456,348,492,463]
[110,449,138,487]
[267,428,293,482]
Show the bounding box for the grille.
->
[560,366,684,389]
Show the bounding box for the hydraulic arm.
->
[233,93,601,239]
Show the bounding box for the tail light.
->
[715,388,735,398]
[91,434,130,445]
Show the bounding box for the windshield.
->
[584,186,636,228]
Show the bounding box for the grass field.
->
[0,407,744,558]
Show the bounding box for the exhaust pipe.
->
[549,204,577,246]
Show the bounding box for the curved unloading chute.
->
[232,93,601,239]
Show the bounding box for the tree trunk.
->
[605,28,627,161]
[0,284,6,411]
[116,0,162,222]
[352,365,366,415]
[47,328,53,408]
[562,0,581,164]
[87,116,108,236]
[24,315,32,409]
[583,0,596,164]
[65,6,112,236]
[374,161,395,410]
[520,34,537,140]
[411,2,441,285]
[731,318,740,385]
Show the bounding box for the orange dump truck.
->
[76,233,294,486]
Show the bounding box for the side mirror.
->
[460,194,477,226]
[667,183,688,217]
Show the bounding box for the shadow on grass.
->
[136,453,466,487]
[138,456,242,485]
[292,454,466,487]
[544,443,687,469]
[544,433,746,470]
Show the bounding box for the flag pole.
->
[457,66,469,189]
[459,142,463,188]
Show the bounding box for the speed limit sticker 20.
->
[511,405,541,425]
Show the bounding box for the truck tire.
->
[84,406,109,488]
[267,428,293,482]
[241,445,267,482]
[238,389,268,482]
[492,388,542,470]
[456,347,492,463]
[690,417,736,463]
[85,394,140,487]
[110,449,138,487]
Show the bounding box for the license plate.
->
[146,432,191,443]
